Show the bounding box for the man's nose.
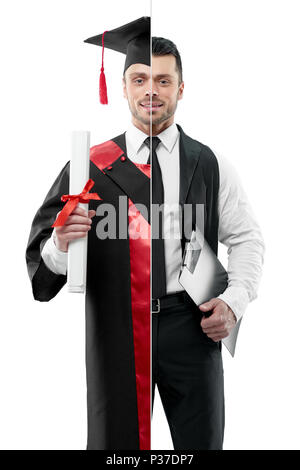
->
[145,88,159,96]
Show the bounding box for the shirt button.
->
[121,156,126,162]
[107,166,112,170]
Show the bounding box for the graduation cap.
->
[84,16,151,105]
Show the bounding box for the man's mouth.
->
[140,102,163,111]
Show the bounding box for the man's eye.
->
[160,80,169,85]
[134,78,144,84]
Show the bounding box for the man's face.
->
[123,54,184,129]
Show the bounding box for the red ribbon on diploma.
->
[52,179,101,227]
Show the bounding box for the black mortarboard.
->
[84,16,151,105]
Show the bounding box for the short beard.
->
[151,104,177,126]
[127,100,178,126]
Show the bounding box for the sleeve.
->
[25,161,70,301]
[215,152,265,321]
[41,231,68,275]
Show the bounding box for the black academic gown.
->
[26,124,221,450]
[25,133,151,450]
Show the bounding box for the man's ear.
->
[178,81,184,101]
[122,77,128,99]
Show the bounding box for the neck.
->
[131,116,175,136]
[152,116,174,136]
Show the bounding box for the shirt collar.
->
[125,121,179,154]
[156,122,179,153]
[126,121,149,155]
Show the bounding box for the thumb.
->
[88,209,96,218]
[199,298,218,311]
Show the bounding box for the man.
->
[26,17,152,451]
[26,17,265,451]
[147,37,265,450]
[123,36,264,449]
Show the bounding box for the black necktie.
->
[144,136,167,299]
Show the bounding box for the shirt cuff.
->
[41,231,68,275]
[217,286,250,322]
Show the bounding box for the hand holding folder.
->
[178,225,240,356]
[179,226,228,310]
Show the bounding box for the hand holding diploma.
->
[51,131,100,293]
[53,207,96,252]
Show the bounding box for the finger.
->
[205,330,228,339]
[201,312,225,328]
[88,210,96,218]
[71,206,89,217]
[65,215,92,225]
[63,231,88,240]
[199,298,219,312]
[63,224,92,233]
[202,325,227,334]
[208,333,228,342]
[201,318,218,330]
[201,312,223,329]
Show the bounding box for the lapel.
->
[111,132,127,154]
[176,124,203,255]
[104,133,150,223]
[177,124,201,206]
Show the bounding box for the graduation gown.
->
[25,133,151,450]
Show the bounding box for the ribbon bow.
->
[52,179,101,227]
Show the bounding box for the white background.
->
[0,0,299,450]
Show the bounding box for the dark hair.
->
[152,36,183,84]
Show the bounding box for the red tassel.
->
[99,30,108,105]
[99,66,108,104]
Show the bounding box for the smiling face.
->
[123,54,184,135]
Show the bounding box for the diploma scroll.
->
[67,131,90,293]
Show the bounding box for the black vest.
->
[176,124,220,257]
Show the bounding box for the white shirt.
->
[42,121,265,324]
